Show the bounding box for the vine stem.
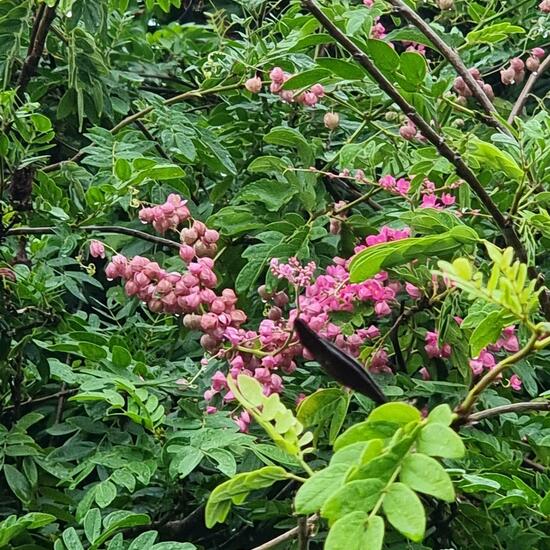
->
[43,81,243,172]
[508,55,550,123]
[467,401,550,423]
[386,0,508,134]
[302,0,550,321]
[455,332,539,420]
[251,515,318,550]
[5,225,181,250]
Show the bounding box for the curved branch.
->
[251,516,317,550]
[508,55,550,123]
[467,401,550,423]
[17,2,59,97]
[302,0,550,321]
[387,0,509,135]
[5,225,181,250]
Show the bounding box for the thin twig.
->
[467,401,550,422]
[387,0,508,134]
[42,82,242,172]
[522,457,546,472]
[134,119,170,160]
[2,389,78,413]
[302,0,550,321]
[508,55,550,123]
[251,516,317,550]
[6,225,181,250]
[17,2,59,97]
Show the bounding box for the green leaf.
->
[84,508,102,544]
[152,543,196,550]
[469,138,523,180]
[334,421,398,451]
[382,482,426,542]
[281,68,331,90]
[427,404,454,426]
[237,374,264,407]
[62,527,84,550]
[239,179,296,212]
[316,58,366,80]
[400,453,455,501]
[540,491,550,515]
[324,511,385,549]
[469,310,506,357]
[349,226,478,282]
[466,22,525,45]
[247,156,288,174]
[294,464,350,514]
[129,531,158,549]
[400,52,427,85]
[417,424,465,458]
[111,345,131,368]
[4,464,32,503]
[321,479,385,524]
[95,480,117,508]
[171,447,203,479]
[114,158,132,181]
[368,402,421,426]
[79,342,108,361]
[205,467,289,528]
[365,39,400,73]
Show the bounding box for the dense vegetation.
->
[1,0,550,548]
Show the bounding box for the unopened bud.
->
[437,0,454,9]
[323,112,340,130]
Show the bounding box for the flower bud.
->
[323,112,340,130]
[500,66,516,85]
[399,123,417,140]
[482,83,494,100]
[273,291,289,308]
[526,56,540,72]
[245,76,262,94]
[267,306,283,321]
[258,284,273,300]
[437,0,454,9]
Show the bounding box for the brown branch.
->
[5,225,181,250]
[2,389,78,413]
[17,2,59,97]
[508,55,550,123]
[387,0,509,135]
[467,401,550,423]
[302,0,550,321]
[251,516,317,550]
[42,81,242,173]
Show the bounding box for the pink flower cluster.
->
[399,118,422,141]
[257,67,325,107]
[540,0,550,13]
[270,257,317,287]
[371,17,386,39]
[420,178,457,209]
[379,175,411,196]
[424,330,452,359]
[179,220,220,262]
[138,194,191,234]
[469,326,519,376]
[453,68,494,102]
[403,42,426,56]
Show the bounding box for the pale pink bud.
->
[526,56,540,72]
[500,66,516,85]
[179,244,195,263]
[323,112,340,130]
[89,240,105,259]
[245,76,262,94]
[301,92,318,107]
[510,57,525,72]
[269,67,285,84]
[482,83,494,101]
[399,123,417,140]
[405,282,422,299]
[310,83,325,98]
[437,0,454,9]
[532,47,545,59]
[203,229,220,244]
[182,228,198,245]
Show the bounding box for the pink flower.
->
[509,374,522,391]
[541,0,550,12]
[206,406,217,414]
[396,178,411,195]
[310,83,325,98]
[532,47,545,59]
[419,367,431,380]
[296,393,306,406]
[90,240,105,259]
[269,67,285,84]
[399,122,417,140]
[440,193,455,206]
[405,283,422,299]
[363,0,374,6]
[245,76,262,94]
